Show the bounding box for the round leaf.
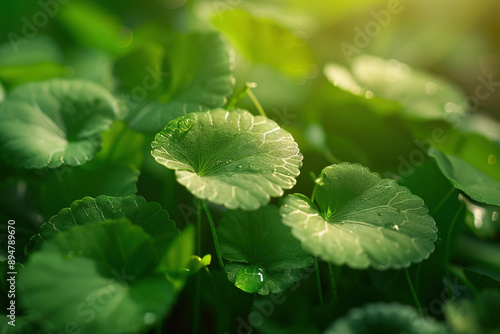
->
[19,219,175,333]
[211,9,314,79]
[428,129,500,207]
[325,303,448,334]
[445,289,500,334]
[0,79,119,169]
[38,121,144,216]
[324,55,466,121]
[217,205,313,295]
[281,163,438,270]
[26,195,179,255]
[151,109,303,210]
[117,31,235,132]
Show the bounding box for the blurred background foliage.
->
[1,0,500,333]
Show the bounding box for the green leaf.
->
[217,205,313,295]
[19,219,175,333]
[26,195,179,255]
[156,224,194,274]
[429,148,500,207]
[324,55,466,121]
[57,2,133,56]
[152,109,303,210]
[156,225,196,292]
[0,36,66,86]
[211,9,314,79]
[281,163,438,270]
[325,302,448,334]
[67,49,115,90]
[0,79,120,169]
[38,120,144,216]
[463,268,500,291]
[445,289,500,334]
[428,130,500,206]
[116,29,235,132]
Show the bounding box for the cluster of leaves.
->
[1,0,500,333]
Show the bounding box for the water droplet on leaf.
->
[178,118,194,132]
[234,266,267,293]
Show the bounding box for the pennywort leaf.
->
[116,30,235,132]
[324,55,466,121]
[0,79,119,169]
[19,219,176,334]
[325,302,448,334]
[429,130,500,206]
[26,195,179,255]
[281,163,438,270]
[151,109,303,210]
[211,9,314,79]
[217,205,313,295]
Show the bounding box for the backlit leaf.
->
[152,109,302,210]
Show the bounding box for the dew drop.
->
[492,211,499,222]
[178,117,194,132]
[234,266,267,293]
[383,223,394,230]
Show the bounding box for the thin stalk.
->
[414,262,422,294]
[445,201,465,298]
[247,87,266,117]
[430,186,455,216]
[448,264,479,297]
[197,200,202,255]
[328,263,338,301]
[201,200,224,268]
[404,268,423,316]
[311,178,319,203]
[314,257,324,305]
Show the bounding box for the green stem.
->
[196,200,202,255]
[247,86,266,117]
[201,200,224,268]
[328,263,338,301]
[314,257,324,305]
[448,264,479,296]
[311,178,319,203]
[414,262,422,294]
[445,201,465,298]
[430,186,455,216]
[405,268,423,316]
